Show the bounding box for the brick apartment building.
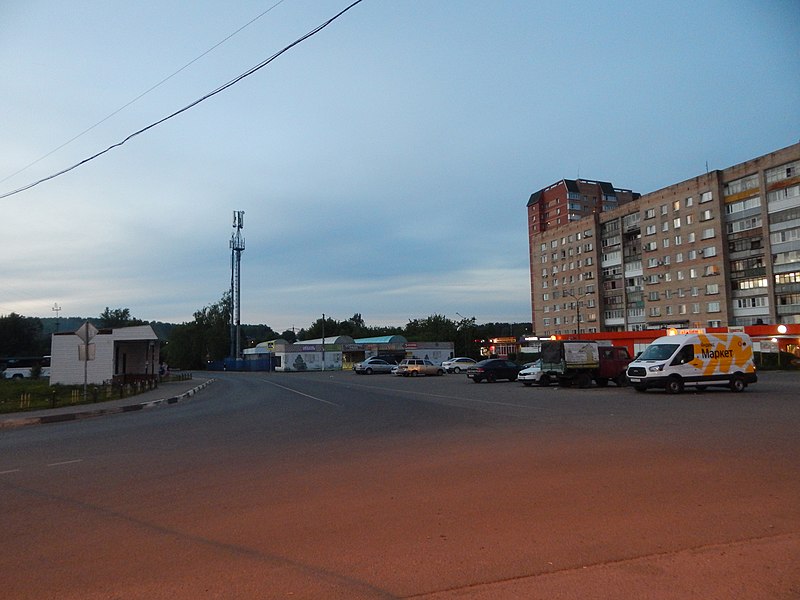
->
[527,142,800,337]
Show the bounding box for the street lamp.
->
[456,312,469,357]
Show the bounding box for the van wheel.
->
[596,377,609,387]
[615,374,628,387]
[539,374,551,387]
[729,375,746,393]
[666,376,684,394]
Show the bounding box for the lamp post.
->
[776,325,787,369]
[456,312,469,357]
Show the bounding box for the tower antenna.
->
[230,211,245,361]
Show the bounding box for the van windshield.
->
[638,343,679,361]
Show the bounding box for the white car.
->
[441,357,477,373]
[354,357,396,374]
[518,359,550,386]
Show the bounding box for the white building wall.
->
[50,332,115,385]
[49,325,159,385]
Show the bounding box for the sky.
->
[1,0,799,332]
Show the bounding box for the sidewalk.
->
[0,375,215,430]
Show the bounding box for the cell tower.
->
[230,210,245,359]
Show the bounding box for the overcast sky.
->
[1,0,798,331]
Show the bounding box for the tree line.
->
[1,292,531,370]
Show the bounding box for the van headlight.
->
[648,364,665,372]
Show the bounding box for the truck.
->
[540,340,632,388]
[626,332,757,393]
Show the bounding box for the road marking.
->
[258,379,340,407]
[0,469,21,475]
[47,459,84,467]
[332,378,553,410]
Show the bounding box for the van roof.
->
[652,333,751,343]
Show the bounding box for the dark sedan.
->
[466,359,521,383]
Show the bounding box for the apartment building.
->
[527,143,800,337]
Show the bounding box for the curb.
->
[0,379,215,430]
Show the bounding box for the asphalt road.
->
[1,370,798,599]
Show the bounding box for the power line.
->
[0,0,289,187]
[0,0,365,200]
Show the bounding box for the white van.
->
[627,333,757,393]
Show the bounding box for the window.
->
[662,238,670,248]
[707,302,721,313]
[770,227,800,245]
[645,208,656,219]
[706,283,719,294]
[685,196,694,207]
[674,234,682,245]
[703,246,717,258]
[662,221,669,232]
[725,196,762,214]
[766,160,799,184]
[700,209,713,221]
[686,214,694,225]
[727,215,761,234]
[734,297,768,309]
[673,200,680,211]
[661,204,668,215]
[704,265,720,276]
[646,224,656,236]
[676,252,683,263]
[700,191,713,203]
[673,217,681,229]
[724,174,759,196]
[690,268,698,278]
[688,250,697,260]
[701,228,715,239]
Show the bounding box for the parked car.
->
[518,359,549,386]
[354,357,396,375]
[394,358,445,377]
[441,357,477,373]
[466,359,521,383]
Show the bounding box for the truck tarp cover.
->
[542,341,599,368]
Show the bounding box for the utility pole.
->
[564,290,587,336]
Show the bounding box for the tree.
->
[164,293,231,369]
[404,314,458,343]
[0,313,45,356]
[99,307,144,328]
[280,329,298,343]
[299,315,342,341]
